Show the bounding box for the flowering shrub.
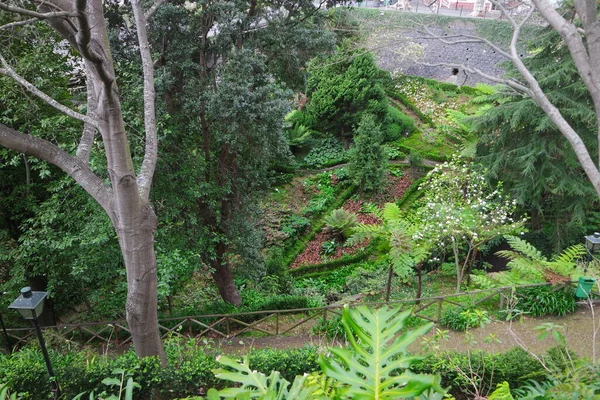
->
[414,156,526,292]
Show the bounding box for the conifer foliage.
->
[348,114,388,192]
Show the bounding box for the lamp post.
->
[0,291,11,353]
[584,232,600,272]
[8,287,60,399]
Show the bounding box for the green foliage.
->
[415,157,524,292]
[414,348,546,398]
[471,236,586,288]
[472,23,599,251]
[199,306,443,399]
[313,314,347,341]
[301,138,348,168]
[348,114,388,192]
[439,308,491,331]
[320,306,443,399]
[516,286,577,317]
[384,106,416,142]
[488,382,514,400]
[324,208,358,240]
[281,215,311,240]
[320,240,338,256]
[306,50,388,139]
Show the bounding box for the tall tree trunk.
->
[116,205,165,361]
[211,242,242,306]
[385,264,394,302]
[416,262,423,305]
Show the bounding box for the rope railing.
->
[2,281,581,350]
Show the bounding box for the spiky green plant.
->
[319,305,444,399]
[470,235,586,288]
[324,208,358,241]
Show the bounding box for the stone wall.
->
[374,19,510,86]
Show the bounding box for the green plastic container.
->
[576,277,596,298]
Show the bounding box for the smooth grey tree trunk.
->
[0,0,166,361]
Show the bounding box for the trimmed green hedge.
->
[281,185,357,268]
[396,175,427,209]
[388,90,434,126]
[0,343,558,399]
[394,142,448,162]
[290,245,375,277]
[0,343,321,399]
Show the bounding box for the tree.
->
[305,51,388,145]
[348,114,388,192]
[0,0,165,360]
[472,25,599,251]
[145,2,335,305]
[414,157,524,292]
[348,203,429,302]
[420,0,600,202]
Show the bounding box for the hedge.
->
[0,344,558,399]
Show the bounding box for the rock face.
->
[374,20,508,86]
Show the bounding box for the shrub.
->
[323,208,358,241]
[348,114,387,192]
[384,106,416,142]
[302,138,347,168]
[313,314,347,340]
[249,346,321,382]
[516,286,577,317]
[439,308,491,331]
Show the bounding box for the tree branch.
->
[0,1,77,19]
[76,78,98,163]
[0,123,113,211]
[416,25,512,59]
[131,0,158,201]
[0,54,98,128]
[75,0,114,87]
[0,17,36,31]
[144,0,168,20]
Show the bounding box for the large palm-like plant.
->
[347,203,429,302]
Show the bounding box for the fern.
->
[320,306,444,399]
[488,382,515,400]
[471,235,585,288]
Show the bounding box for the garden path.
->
[218,304,600,358]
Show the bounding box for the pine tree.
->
[473,24,598,251]
[348,114,387,192]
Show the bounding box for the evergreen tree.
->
[349,114,387,192]
[306,51,388,145]
[473,25,598,251]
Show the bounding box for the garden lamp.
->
[8,287,60,399]
[585,232,600,253]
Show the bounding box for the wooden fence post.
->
[275,313,279,336]
[436,298,443,322]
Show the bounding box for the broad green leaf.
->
[319,305,444,399]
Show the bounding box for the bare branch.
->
[131,0,158,201]
[417,25,512,59]
[0,1,77,19]
[0,123,113,211]
[0,17,36,31]
[76,78,98,163]
[75,0,114,87]
[422,61,530,92]
[144,0,168,20]
[0,54,98,128]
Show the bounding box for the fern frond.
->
[503,235,546,261]
[382,203,401,223]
